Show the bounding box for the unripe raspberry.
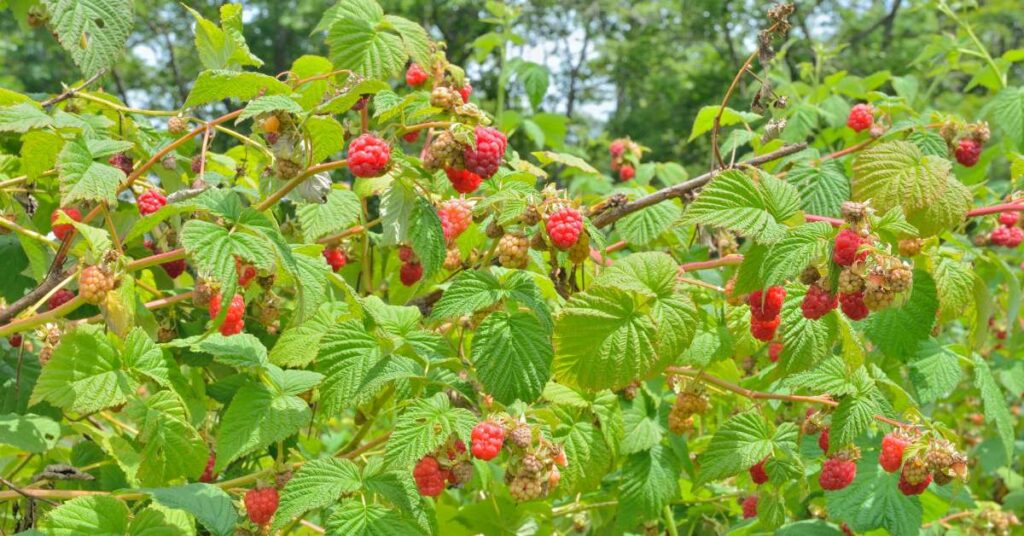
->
[898,238,923,257]
[863,283,894,311]
[8,334,23,348]
[403,131,421,143]
[609,140,625,158]
[833,229,865,266]
[405,63,429,87]
[548,466,561,488]
[879,432,910,473]
[243,486,279,526]
[463,126,507,178]
[48,288,75,310]
[235,257,257,287]
[841,201,870,226]
[108,153,133,176]
[897,471,931,495]
[168,116,187,134]
[676,390,709,415]
[801,284,838,320]
[819,427,830,453]
[198,452,216,482]
[323,247,347,272]
[750,316,780,341]
[741,495,758,519]
[471,421,505,461]
[445,168,483,194]
[567,232,590,264]
[668,405,694,435]
[954,138,981,167]
[444,247,461,271]
[191,155,205,174]
[521,453,544,475]
[820,456,857,490]
[497,233,529,269]
[839,292,869,320]
[846,103,873,132]
[429,87,462,110]
[79,265,115,304]
[998,211,1019,227]
[749,458,768,485]
[991,225,1024,248]
[145,242,187,279]
[799,266,821,285]
[545,207,583,249]
[347,134,391,178]
[924,441,955,474]
[509,426,532,449]
[424,131,465,171]
[458,84,473,104]
[747,287,785,322]
[768,341,783,363]
[161,155,176,169]
[724,278,746,306]
[898,457,931,491]
[208,293,245,336]
[618,165,635,181]
[400,262,423,286]
[137,189,166,216]
[260,115,280,134]
[413,456,446,497]
[885,264,913,293]
[50,207,81,242]
[450,461,473,485]
[508,473,545,502]
[438,198,473,242]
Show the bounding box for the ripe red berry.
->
[839,292,869,321]
[470,421,505,461]
[48,288,75,310]
[458,84,472,103]
[413,456,446,497]
[741,495,758,519]
[846,103,873,132]
[819,427,830,453]
[235,258,257,287]
[840,523,854,536]
[749,458,769,485]
[323,247,347,272]
[618,165,635,181]
[609,140,625,157]
[991,225,1024,248]
[406,63,429,87]
[347,134,391,178]
[750,316,781,342]
[398,245,416,263]
[445,168,484,194]
[464,126,507,179]
[833,229,865,266]
[897,470,931,496]
[819,457,857,490]
[545,207,584,250]
[209,293,245,336]
[801,284,838,320]
[768,342,783,363]
[400,262,423,286]
[8,334,23,348]
[954,138,981,167]
[438,199,473,242]
[403,130,421,143]
[879,433,909,473]
[243,487,279,526]
[998,211,1019,227]
[108,152,133,176]
[137,189,166,216]
[198,452,216,482]
[748,287,786,322]
[50,208,81,242]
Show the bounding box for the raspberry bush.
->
[0,1,1021,535]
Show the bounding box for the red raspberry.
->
[50,208,81,242]
[819,427,830,452]
[191,155,205,174]
[48,288,75,310]
[458,84,472,103]
[747,287,786,322]
[199,452,216,482]
[801,284,838,320]
[470,421,505,461]
[840,523,854,536]
[323,247,347,272]
[741,495,758,519]
[108,152,133,176]
[463,126,507,179]
[833,229,865,266]
[400,262,423,286]
[839,292,869,320]
[846,104,873,132]
[879,432,909,473]
[209,293,245,336]
[819,457,857,490]
[438,199,473,242]
[403,131,421,143]
[609,140,625,157]
[750,316,780,341]
[413,456,446,497]
[137,189,166,216]
[347,134,391,178]
[897,470,931,496]
[445,168,483,194]
[235,258,257,287]
[991,225,1024,248]
[749,458,769,485]
[998,211,1019,227]
[545,207,583,249]
[618,165,635,181]
[8,334,23,348]
[954,138,981,167]
[243,486,279,526]
[406,63,429,87]
[398,245,416,263]
[769,342,783,363]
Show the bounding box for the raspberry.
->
[676,391,709,415]
[750,316,780,342]
[801,284,838,320]
[463,126,507,179]
[347,134,391,178]
[618,165,635,181]
[413,456,446,497]
[769,342,783,363]
[50,208,81,242]
[79,266,115,304]
[406,63,429,87]
[509,426,532,448]
[323,247,347,272]
[885,264,913,293]
[471,421,505,461]
[954,138,981,167]
[991,225,1024,248]
[508,472,545,501]
[191,155,205,174]
[403,131,421,143]
[609,140,625,157]
[430,87,462,110]
[567,232,590,264]
[497,233,529,269]
[741,495,758,519]
[545,207,583,249]
[9,334,23,348]
[424,130,465,171]
[833,229,865,266]
[108,153,133,176]
[444,247,461,270]
[445,168,483,194]
[898,238,923,257]
[819,427,830,453]
[863,282,894,311]
[879,433,909,473]
[668,405,694,435]
[840,523,855,536]
[819,457,857,490]
[243,486,279,526]
[750,458,769,485]
[260,115,280,134]
[521,454,544,475]
[235,258,257,287]
[898,462,932,496]
[450,461,474,485]
[48,288,75,310]
[747,287,786,322]
[438,198,473,242]
[199,452,216,482]
[724,278,746,306]
[838,269,865,294]
[400,262,423,286]
[398,245,416,263]
[137,189,166,216]
[209,293,245,336]
[998,211,1019,227]
[548,466,561,488]
[168,116,187,134]
[846,103,873,132]
[458,84,472,103]
[839,292,869,320]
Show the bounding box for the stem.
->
[317,218,379,245]
[678,254,744,272]
[213,124,274,160]
[74,92,178,117]
[711,55,757,167]
[663,505,680,536]
[254,160,348,211]
[0,296,85,338]
[40,70,106,107]
[938,1,1005,89]
[922,510,972,528]
[396,121,453,136]
[677,276,724,292]
[100,204,123,255]
[805,214,844,227]
[966,201,1024,218]
[0,217,60,249]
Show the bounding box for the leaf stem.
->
[0,216,59,249]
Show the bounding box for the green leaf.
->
[907,131,948,157]
[778,286,836,373]
[531,151,598,174]
[43,0,133,77]
[409,196,446,279]
[272,458,362,530]
[759,174,802,222]
[620,390,663,455]
[184,3,262,71]
[776,520,845,536]
[327,17,406,80]
[785,160,849,217]
[384,393,475,469]
[0,102,54,132]
[826,457,922,536]
[982,86,1024,148]
[618,445,681,528]
[688,105,761,141]
[785,356,856,397]
[125,391,207,484]
[142,484,237,536]
[908,339,961,404]
[384,15,432,70]
[0,413,60,453]
[696,412,775,485]
[21,130,64,180]
[41,495,130,535]
[318,79,391,114]
[296,189,361,242]
[57,137,126,205]
[187,333,268,370]
[326,501,423,536]
[931,256,975,316]
[236,95,303,124]
[618,200,681,246]
[184,69,292,108]
[974,356,1014,462]
[762,222,833,287]
[315,320,385,414]
[271,301,349,367]
[682,170,787,243]
[214,382,310,471]
[128,506,193,536]
[865,269,938,359]
[830,377,881,448]
[379,179,416,247]
[554,421,613,495]
[471,311,551,404]
[180,220,274,289]
[305,116,346,165]
[515,61,550,111]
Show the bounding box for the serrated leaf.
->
[0,413,60,453]
[327,17,406,80]
[297,189,361,242]
[236,95,303,124]
[786,160,849,217]
[271,301,349,367]
[57,137,125,205]
[315,320,385,414]
[379,179,416,247]
[0,102,54,132]
[531,151,598,174]
[779,286,836,373]
[682,170,787,243]
[825,457,922,536]
[384,393,475,469]
[43,0,133,77]
[188,333,268,370]
[554,420,612,495]
[931,256,975,317]
[471,311,551,404]
[696,412,775,485]
[974,356,1014,462]
[326,501,423,536]
[305,115,346,163]
[759,174,802,222]
[982,86,1024,148]
[785,356,855,396]
[865,269,938,359]
[180,220,274,289]
[185,3,262,71]
[908,339,961,404]
[409,196,446,278]
[142,484,236,536]
[384,15,431,69]
[41,495,130,535]
[831,388,880,447]
[762,222,833,287]
[272,458,361,530]
[620,390,662,455]
[125,391,207,484]
[907,131,948,157]
[689,105,761,141]
[318,79,391,114]
[618,445,680,528]
[618,200,681,246]
[184,70,291,108]
[214,382,310,471]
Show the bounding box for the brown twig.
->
[922,510,972,528]
[40,70,106,107]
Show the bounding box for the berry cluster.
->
[208,293,245,336]
[346,133,391,178]
[322,246,347,272]
[137,189,166,216]
[438,198,473,242]
[470,421,505,461]
[747,286,785,341]
[801,283,838,320]
[79,265,116,304]
[405,63,429,87]
[413,456,448,497]
[243,486,279,526]
[50,207,81,242]
[878,431,911,473]
[398,246,424,286]
[749,458,769,485]
[668,388,709,435]
[820,451,858,490]
[741,495,758,519]
[989,210,1023,248]
[235,257,257,287]
[464,126,508,179]
[108,152,133,176]
[608,137,642,181]
[545,206,584,250]
[941,120,989,167]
